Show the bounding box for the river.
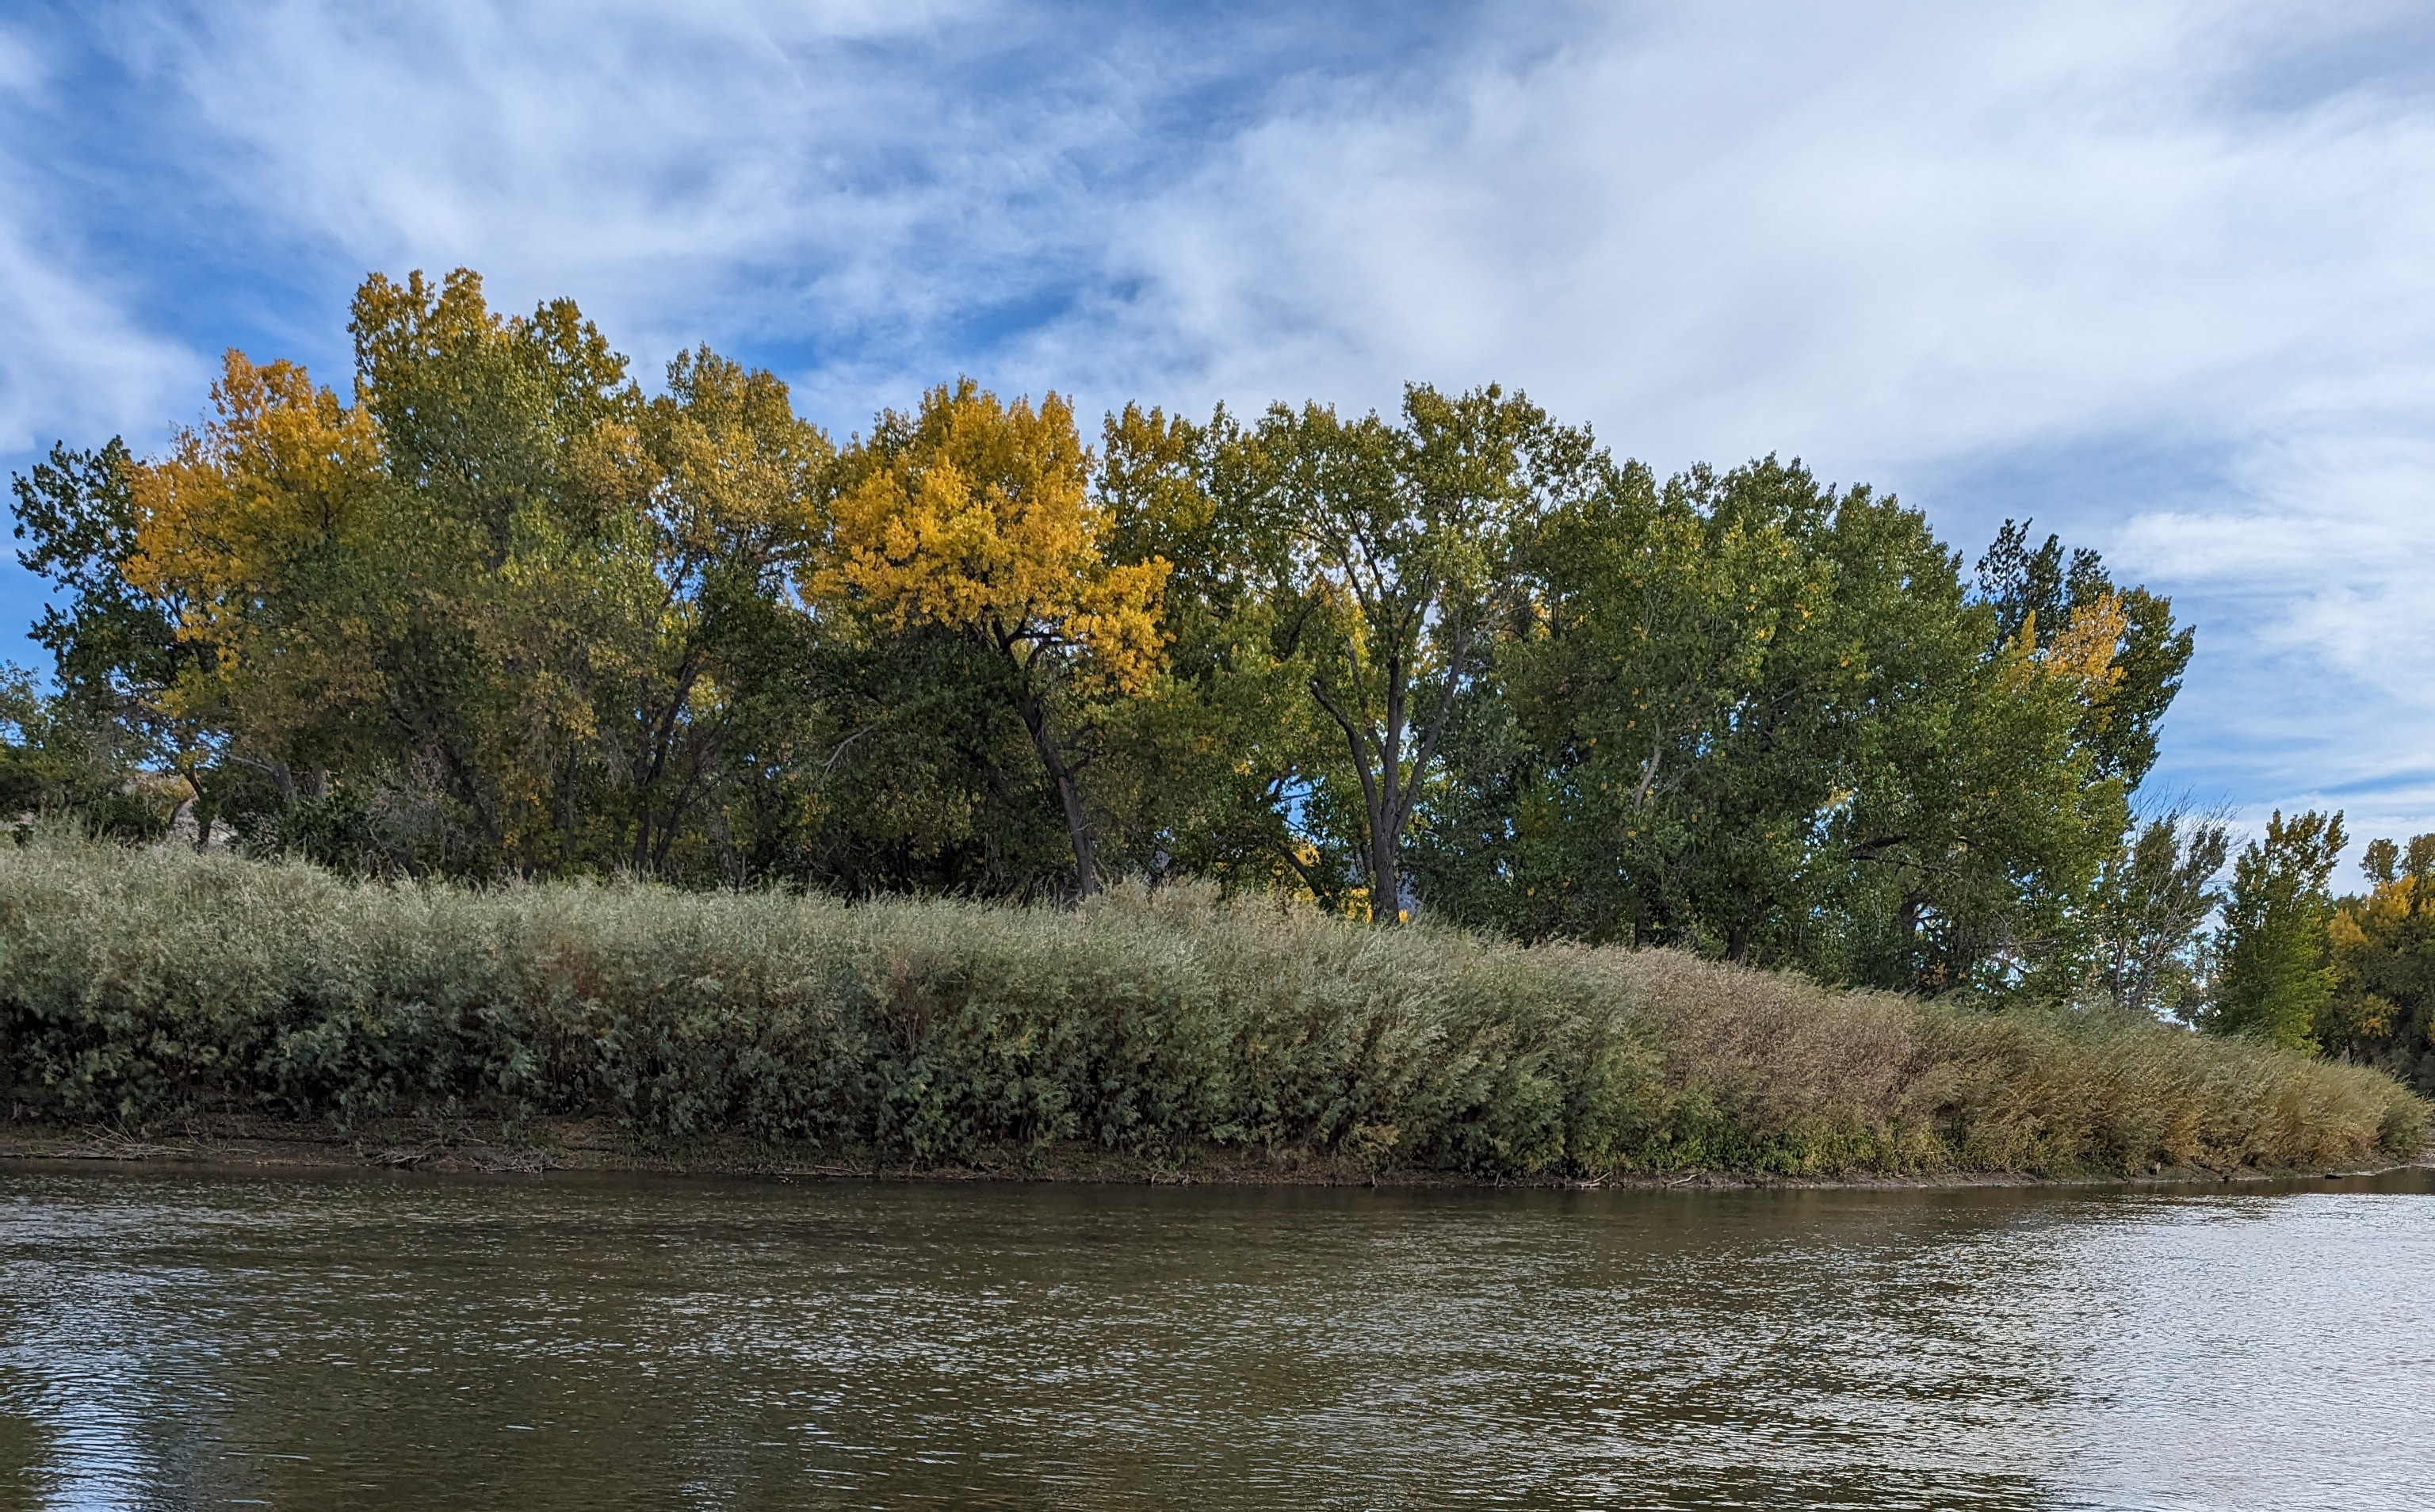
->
[1,1163,2429,1510]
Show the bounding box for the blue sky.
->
[6,1,2435,855]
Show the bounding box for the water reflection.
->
[1,1166,2428,1510]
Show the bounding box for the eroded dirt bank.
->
[4,1116,2422,1190]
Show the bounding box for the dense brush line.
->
[0,834,2420,1176]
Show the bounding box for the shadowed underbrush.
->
[1,835,2422,1178]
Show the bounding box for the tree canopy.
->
[12,267,2220,1006]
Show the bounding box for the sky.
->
[3,0,2433,854]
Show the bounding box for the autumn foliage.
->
[2,263,2376,1049]
[816,381,1168,893]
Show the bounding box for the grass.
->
[0,832,2422,1179]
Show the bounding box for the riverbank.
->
[4,1114,2428,1189]
[3,834,2425,1181]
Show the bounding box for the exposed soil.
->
[2,1114,2422,1190]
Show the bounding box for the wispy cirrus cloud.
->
[48,0,1461,421]
[0,21,202,469]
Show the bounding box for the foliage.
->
[11,440,191,735]
[0,667,177,841]
[1,834,2417,1174]
[2085,808,2229,1021]
[813,380,1165,896]
[2211,809,2347,1049]
[2323,834,2435,1093]
[1409,460,2133,997]
[7,264,2215,1016]
[1974,519,2194,789]
[1244,384,1596,919]
[1091,402,1344,899]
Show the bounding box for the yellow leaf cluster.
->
[2327,875,2422,1042]
[2024,593,2129,703]
[124,350,387,621]
[814,380,1168,691]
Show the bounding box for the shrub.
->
[1,833,2422,1176]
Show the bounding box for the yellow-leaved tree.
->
[124,350,398,797]
[813,380,1167,896]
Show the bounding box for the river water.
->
[0,1165,2429,1510]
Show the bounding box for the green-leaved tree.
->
[2211,808,2347,1048]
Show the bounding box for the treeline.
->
[0,267,2422,1089]
[2181,810,2435,1091]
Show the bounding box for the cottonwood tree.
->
[346,268,647,871]
[1091,402,1348,901]
[124,350,403,815]
[1975,519,2192,789]
[94,270,835,880]
[600,349,828,875]
[2324,834,2435,1090]
[1417,475,2143,994]
[1256,384,1593,921]
[1482,456,1842,956]
[12,438,225,836]
[2211,808,2347,1049]
[2087,808,2230,1019]
[1821,504,2135,995]
[813,380,1167,898]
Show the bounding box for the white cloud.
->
[0,209,200,462]
[104,0,1141,409]
[1074,7,2435,460]
[1032,2,2435,839]
[0,22,200,456]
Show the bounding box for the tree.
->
[344,267,651,872]
[1411,465,2141,993]
[1768,492,2127,994]
[2086,808,2229,1020]
[94,270,835,881]
[1256,384,1594,920]
[1452,454,1841,953]
[602,348,828,876]
[2211,808,2347,1049]
[1092,402,1347,903]
[0,663,175,839]
[2322,834,2435,1091]
[11,438,223,837]
[13,441,174,716]
[812,380,1167,898]
[1975,519,2192,789]
[122,349,403,819]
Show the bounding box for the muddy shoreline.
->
[4,1115,2424,1190]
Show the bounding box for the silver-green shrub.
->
[1,833,2421,1174]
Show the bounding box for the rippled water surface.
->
[2,1164,2430,1510]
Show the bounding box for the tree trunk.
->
[1367,827,1403,922]
[1017,689,1098,899]
[1309,678,1397,922]
[1311,620,1470,925]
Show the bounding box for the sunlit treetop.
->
[814,378,1168,693]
